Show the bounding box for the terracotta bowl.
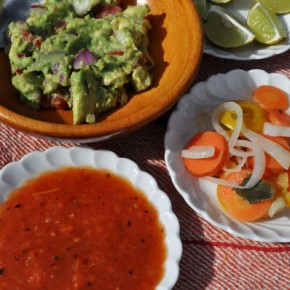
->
[0,0,203,143]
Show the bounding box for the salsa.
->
[0,167,166,289]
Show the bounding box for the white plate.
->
[0,146,182,290]
[203,1,290,60]
[165,69,290,242]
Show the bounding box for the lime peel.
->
[210,0,232,3]
[255,0,290,14]
[247,2,287,45]
[204,5,255,48]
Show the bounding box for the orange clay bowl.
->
[0,0,203,143]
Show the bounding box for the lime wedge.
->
[247,2,287,45]
[210,0,232,3]
[194,0,207,18]
[203,5,255,48]
[256,0,290,14]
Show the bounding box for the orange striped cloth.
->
[1,52,290,289]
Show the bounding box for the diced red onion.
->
[73,48,96,69]
[263,122,290,137]
[242,127,290,170]
[31,4,46,9]
[59,73,65,83]
[181,146,215,159]
[31,4,46,16]
[52,63,59,74]
[17,53,25,59]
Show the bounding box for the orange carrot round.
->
[246,135,290,176]
[217,169,272,222]
[264,135,290,176]
[253,85,289,112]
[268,109,290,126]
[183,131,229,177]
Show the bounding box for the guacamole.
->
[7,0,153,124]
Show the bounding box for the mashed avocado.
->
[7,0,153,124]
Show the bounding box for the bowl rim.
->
[0,0,203,142]
[0,146,183,289]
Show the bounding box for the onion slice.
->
[242,127,290,170]
[181,146,215,159]
[211,102,244,156]
[235,139,266,189]
[72,0,99,16]
[204,139,265,189]
[263,122,290,137]
[203,176,240,187]
[268,197,286,217]
[223,156,247,173]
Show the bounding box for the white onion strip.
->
[235,139,266,188]
[211,102,244,157]
[263,122,290,137]
[242,127,290,170]
[203,140,266,189]
[181,146,215,159]
[223,156,247,173]
[268,197,286,217]
[202,176,240,187]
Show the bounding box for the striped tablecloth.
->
[1,51,290,290]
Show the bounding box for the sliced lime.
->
[247,2,287,45]
[194,0,207,18]
[203,5,255,48]
[256,0,290,14]
[210,0,232,3]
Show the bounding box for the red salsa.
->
[0,167,167,289]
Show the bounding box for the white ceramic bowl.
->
[165,69,290,243]
[0,146,182,289]
[203,1,290,60]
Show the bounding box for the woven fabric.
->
[1,51,290,290]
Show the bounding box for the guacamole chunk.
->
[7,0,154,124]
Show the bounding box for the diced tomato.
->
[33,37,43,48]
[21,31,43,48]
[95,4,123,18]
[54,22,67,32]
[107,51,124,56]
[15,69,23,75]
[40,95,69,110]
[21,31,33,42]
[51,96,69,110]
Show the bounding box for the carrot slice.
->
[264,135,290,176]
[247,135,290,176]
[217,169,272,222]
[253,85,289,112]
[268,109,290,126]
[183,131,229,177]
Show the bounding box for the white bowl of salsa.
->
[0,146,182,289]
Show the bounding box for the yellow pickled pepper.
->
[220,101,268,135]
